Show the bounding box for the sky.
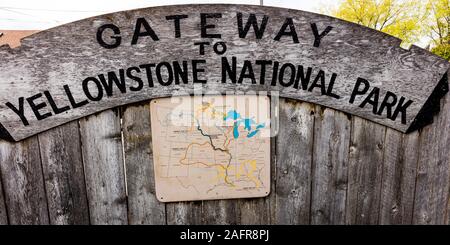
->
[0,0,342,30]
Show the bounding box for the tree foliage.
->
[426,0,450,60]
[426,0,450,44]
[331,0,426,45]
[328,0,450,60]
[431,38,450,60]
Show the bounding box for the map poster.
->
[150,95,271,202]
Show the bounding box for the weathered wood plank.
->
[311,106,351,225]
[166,201,203,225]
[346,117,386,224]
[38,121,90,225]
[0,170,8,224]
[0,137,49,224]
[239,198,271,224]
[379,129,419,224]
[122,103,166,225]
[268,134,278,224]
[79,109,128,225]
[274,99,314,224]
[202,200,239,225]
[413,92,450,225]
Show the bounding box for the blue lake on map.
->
[223,110,266,139]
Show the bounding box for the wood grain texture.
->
[0,92,448,225]
[311,106,351,225]
[38,121,90,225]
[268,134,278,224]
[79,109,128,225]
[0,137,49,224]
[239,198,271,224]
[413,91,450,225]
[202,200,239,225]
[0,4,448,141]
[166,201,203,225]
[122,103,165,225]
[346,117,386,224]
[0,169,8,224]
[274,99,314,224]
[379,129,419,224]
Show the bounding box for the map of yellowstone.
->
[150,95,271,202]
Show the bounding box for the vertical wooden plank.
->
[122,104,166,225]
[379,129,419,224]
[413,92,450,225]
[274,99,314,224]
[166,201,203,225]
[0,137,49,224]
[239,198,270,224]
[268,135,278,224]
[0,170,8,224]
[202,200,239,225]
[311,106,351,224]
[79,109,128,225]
[346,117,386,225]
[38,121,90,225]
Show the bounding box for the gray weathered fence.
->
[0,4,449,225]
[0,89,448,225]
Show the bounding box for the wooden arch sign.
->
[0,4,448,141]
